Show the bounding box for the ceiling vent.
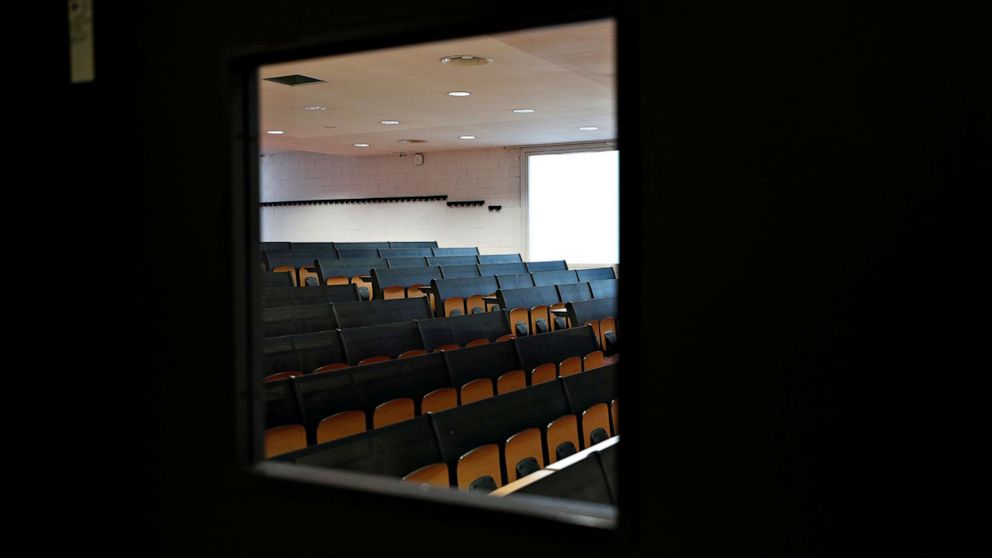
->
[264,74,325,86]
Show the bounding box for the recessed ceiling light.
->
[578,126,599,131]
[447,91,471,97]
[380,120,401,125]
[397,139,427,144]
[459,135,477,140]
[354,143,370,147]
[440,55,494,66]
[266,130,286,135]
[512,108,536,113]
[303,105,327,111]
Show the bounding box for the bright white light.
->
[447,91,471,97]
[380,120,400,125]
[528,150,618,265]
[303,105,327,111]
[266,130,285,135]
[459,135,477,140]
[513,108,536,113]
[353,143,370,147]
[578,126,599,131]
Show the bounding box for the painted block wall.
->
[260,148,524,255]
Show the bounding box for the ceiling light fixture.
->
[440,55,494,67]
[303,105,328,111]
[459,135,477,140]
[512,108,536,113]
[266,130,286,135]
[354,143,370,147]
[578,126,600,131]
[447,91,471,97]
[380,120,401,125]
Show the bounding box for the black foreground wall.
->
[57,1,989,556]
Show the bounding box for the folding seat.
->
[264,424,308,458]
[402,462,450,488]
[549,302,567,330]
[359,356,391,366]
[581,403,612,446]
[509,308,530,336]
[610,399,619,434]
[582,350,606,371]
[529,305,551,335]
[464,338,489,348]
[373,398,415,428]
[456,444,503,492]
[313,363,350,374]
[495,334,516,343]
[546,415,580,463]
[496,370,526,394]
[504,428,545,482]
[420,388,458,414]
[271,265,298,287]
[398,349,428,359]
[465,294,488,314]
[263,371,303,382]
[324,275,350,286]
[443,297,466,317]
[459,378,494,404]
[351,275,374,300]
[316,410,367,444]
[530,363,557,385]
[298,268,320,287]
[558,356,582,378]
[433,343,460,352]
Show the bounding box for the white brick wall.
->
[260,148,523,255]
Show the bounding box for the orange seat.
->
[504,428,545,482]
[456,444,502,492]
[581,403,612,446]
[582,350,606,371]
[351,275,374,300]
[530,363,557,385]
[264,424,307,458]
[464,338,490,348]
[398,349,428,359]
[509,308,530,336]
[298,267,320,287]
[466,294,487,314]
[358,355,390,366]
[433,343,460,352]
[403,462,450,488]
[497,370,526,394]
[529,305,550,335]
[610,399,619,434]
[546,415,580,463]
[382,286,406,300]
[558,356,582,377]
[272,265,298,287]
[495,334,516,343]
[460,378,494,405]
[263,371,303,382]
[421,387,458,414]
[443,297,466,317]
[600,316,616,351]
[324,275,350,286]
[313,362,349,374]
[373,398,415,428]
[316,410,366,443]
[549,302,567,330]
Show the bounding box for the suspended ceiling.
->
[259,19,615,156]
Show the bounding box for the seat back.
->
[531,270,579,286]
[421,388,458,414]
[456,444,503,491]
[576,267,616,281]
[373,398,415,428]
[316,410,367,444]
[504,428,545,481]
[402,462,450,487]
[581,403,612,446]
[460,378,495,405]
[546,415,580,463]
[264,424,308,458]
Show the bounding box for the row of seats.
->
[262,241,438,251]
[434,275,616,317]
[264,326,605,440]
[495,436,618,505]
[261,297,433,337]
[497,283,617,333]
[269,363,617,492]
[369,261,572,300]
[261,283,361,305]
[264,247,488,272]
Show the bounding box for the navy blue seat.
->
[478,254,523,264]
[339,322,425,364]
[440,264,481,278]
[576,267,616,281]
[333,242,390,250]
[588,278,618,299]
[556,282,594,303]
[566,297,618,326]
[479,262,528,276]
[261,241,292,251]
[371,266,443,300]
[514,326,600,373]
[388,241,438,248]
[531,270,580,286]
[261,303,337,337]
[331,298,432,328]
[495,274,534,290]
[427,255,479,267]
[432,247,480,257]
[387,257,429,268]
[380,248,435,258]
[336,249,381,259]
[261,285,360,307]
[525,260,568,272]
[291,242,336,252]
[419,311,510,350]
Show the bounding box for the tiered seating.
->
[261,284,360,307]
[263,327,604,446]
[566,297,618,354]
[270,364,617,494]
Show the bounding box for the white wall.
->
[260,148,523,255]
